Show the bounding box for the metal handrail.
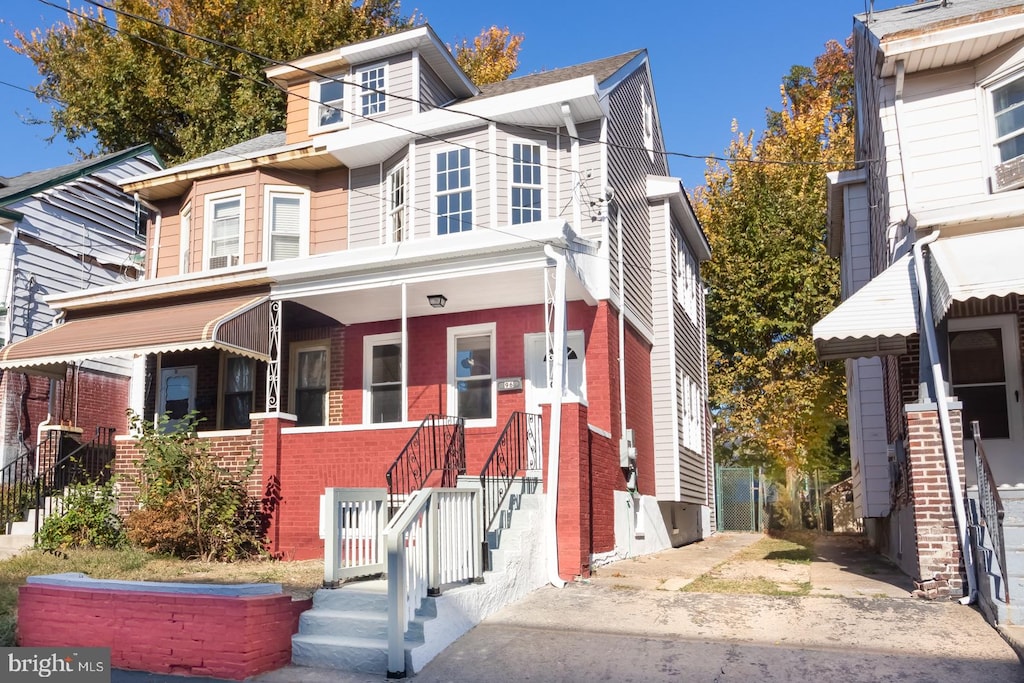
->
[0,433,54,532]
[972,420,1009,604]
[385,414,465,515]
[478,411,541,570]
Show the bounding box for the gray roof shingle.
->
[858,0,1024,40]
[471,50,645,100]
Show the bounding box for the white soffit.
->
[928,227,1024,319]
[813,253,919,361]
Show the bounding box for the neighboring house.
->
[0,147,162,466]
[0,25,713,580]
[813,0,1024,614]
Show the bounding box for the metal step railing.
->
[385,414,465,515]
[478,411,541,570]
[972,420,1009,604]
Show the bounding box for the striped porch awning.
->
[0,293,270,377]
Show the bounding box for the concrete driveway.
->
[120,532,1023,682]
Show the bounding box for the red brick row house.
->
[0,26,713,579]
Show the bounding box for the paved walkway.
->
[112,532,1022,682]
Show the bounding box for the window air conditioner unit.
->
[993,156,1024,192]
[209,255,240,269]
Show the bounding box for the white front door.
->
[159,366,197,431]
[950,315,1024,486]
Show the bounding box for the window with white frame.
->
[677,241,698,322]
[205,190,244,270]
[312,75,345,130]
[291,341,329,426]
[993,75,1024,165]
[179,202,191,274]
[364,333,403,423]
[435,148,473,235]
[448,324,495,422]
[222,354,255,429]
[264,186,308,261]
[680,373,702,455]
[511,142,543,224]
[386,164,407,243]
[358,64,387,116]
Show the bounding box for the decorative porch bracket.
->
[266,300,281,411]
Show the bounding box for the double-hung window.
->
[386,164,407,243]
[313,75,345,130]
[222,354,255,430]
[291,342,329,427]
[364,333,403,423]
[206,190,244,270]
[448,324,495,422]
[993,75,1024,165]
[435,148,472,235]
[264,186,308,261]
[511,142,543,224]
[358,64,387,116]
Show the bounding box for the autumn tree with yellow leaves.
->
[10,0,523,164]
[693,40,854,491]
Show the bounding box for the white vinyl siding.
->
[348,166,383,248]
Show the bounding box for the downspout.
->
[912,231,978,604]
[614,198,630,489]
[543,244,567,589]
[136,193,161,281]
[33,379,55,477]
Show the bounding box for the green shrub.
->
[123,411,263,561]
[36,479,126,550]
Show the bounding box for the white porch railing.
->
[322,487,388,586]
[385,487,482,678]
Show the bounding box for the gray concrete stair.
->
[291,480,546,676]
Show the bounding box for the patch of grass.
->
[0,548,323,646]
[683,575,811,597]
[734,534,814,565]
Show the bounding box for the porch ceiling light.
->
[427,294,447,309]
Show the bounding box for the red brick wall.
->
[905,406,967,598]
[624,321,656,497]
[18,583,309,680]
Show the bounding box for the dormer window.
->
[358,64,387,116]
[312,75,345,131]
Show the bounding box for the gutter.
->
[543,244,567,589]
[912,230,978,604]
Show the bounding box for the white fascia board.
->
[323,76,601,167]
[826,168,867,258]
[879,13,1024,76]
[270,219,577,285]
[120,140,317,188]
[45,264,272,312]
[646,175,711,261]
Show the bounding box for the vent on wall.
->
[993,155,1024,192]
[208,255,240,269]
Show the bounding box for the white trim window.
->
[291,341,329,426]
[510,141,543,225]
[311,74,345,132]
[435,148,473,235]
[364,332,403,423]
[992,74,1024,165]
[448,323,496,423]
[680,372,703,455]
[205,189,244,270]
[677,240,698,322]
[358,63,387,117]
[221,354,255,430]
[386,163,407,243]
[264,185,309,261]
[179,201,191,275]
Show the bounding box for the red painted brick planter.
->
[17,575,310,680]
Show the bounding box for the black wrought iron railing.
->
[0,427,116,536]
[972,420,1009,604]
[479,411,540,571]
[385,415,465,515]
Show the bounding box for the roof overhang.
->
[265,25,478,99]
[321,76,603,167]
[0,293,271,377]
[869,4,1024,77]
[646,175,711,261]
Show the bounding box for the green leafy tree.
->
[10,1,523,164]
[693,40,854,486]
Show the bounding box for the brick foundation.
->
[904,403,967,599]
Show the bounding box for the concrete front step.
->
[0,533,33,550]
[299,608,427,641]
[292,633,416,674]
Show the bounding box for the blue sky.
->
[0,0,906,190]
